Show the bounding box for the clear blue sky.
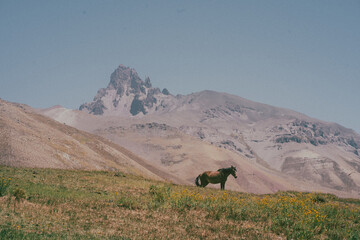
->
[1,0,359,133]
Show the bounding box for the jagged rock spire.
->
[79,65,172,116]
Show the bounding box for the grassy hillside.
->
[0,166,359,239]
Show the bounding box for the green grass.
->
[0,166,359,239]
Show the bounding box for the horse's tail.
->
[195,175,201,187]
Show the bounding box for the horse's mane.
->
[217,167,232,172]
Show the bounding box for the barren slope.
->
[0,98,167,180]
[40,105,359,198]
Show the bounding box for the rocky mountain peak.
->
[109,65,134,86]
[80,65,173,116]
[107,65,146,97]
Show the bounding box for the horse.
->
[195,166,237,190]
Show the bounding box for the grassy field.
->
[0,166,360,239]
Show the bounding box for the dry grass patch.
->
[1,166,359,239]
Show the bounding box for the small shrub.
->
[0,177,12,197]
[313,194,326,203]
[13,188,27,202]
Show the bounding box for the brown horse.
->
[195,166,237,190]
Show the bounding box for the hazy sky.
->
[1,0,359,133]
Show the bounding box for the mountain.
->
[79,64,173,116]
[0,98,174,181]
[41,65,360,198]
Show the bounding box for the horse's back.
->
[202,171,222,183]
[203,171,219,177]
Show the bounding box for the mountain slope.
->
[0,98,169,180]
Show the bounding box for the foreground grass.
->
[0,166,359,239]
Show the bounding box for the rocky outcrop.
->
[162,88,170,95]
[273,120,360,150]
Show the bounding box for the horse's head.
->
[231,166,237,178]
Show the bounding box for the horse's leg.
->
[221,182,225,190]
